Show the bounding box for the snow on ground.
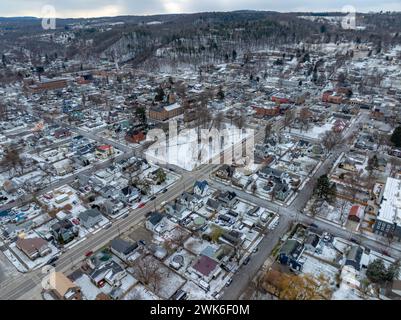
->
[124,283,161,300]
[74,274,102,300]
[145,124,253,171]
[181,280,213,300]
[332,283,363,300]
[155,265,186,299]
[0,251,20,282]
[287,122,333,141]
[119,274,138,292]
[3,249,28,272]
[320,200,353,225]
[301,254,340,287]
[9,235,60,271]
[184,237,217,255]
[164,248,196,277]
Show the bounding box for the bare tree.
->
[283,109,296,132]
[299,107,312,132]
[0,146,23,175]
[321,129,342,153]
[264,123,272,142]
[131,255,162,292]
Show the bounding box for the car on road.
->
[149,196,156,201]
[212,291,221,299]
[122,213,129,219]
[252,247,259,254]
[162,188,168,193]
[104,222,112,229]
[138,202,145,208]
[350,238,360,244]
[85,251,93,257]
[139,240,146,246]
[46,256,59,265]
[225,278,233,287]
[243,256,251,265]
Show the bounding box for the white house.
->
[194,180,209,197]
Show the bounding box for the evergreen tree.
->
[315,175,335,201]
[154,86,165,102]
[391,126,401,148]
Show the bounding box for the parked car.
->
[139,240,146,246]
[85,251,93,257]
[350,238,360,244]
[162,189,168,193]
[149,196,156,201]
[252,247,259,254]
[138,202,145,208]
[225,278,233,287]
[243,256,251,265]
[46,256,59,265]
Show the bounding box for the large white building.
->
[374,177,401,240]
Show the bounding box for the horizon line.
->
[0,9,400,20]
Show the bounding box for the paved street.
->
[0,109,393,301]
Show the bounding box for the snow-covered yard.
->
[124,283,161,300]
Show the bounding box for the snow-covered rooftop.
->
[378,177,401,225]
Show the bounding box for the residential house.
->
[215,165,235,180]
[89,261,126,287]
[125,129,146,144]
[95,145,114,159]
[110,238,138,262]
[194,180,209,197]
[304,234,320,252]
[51,219,78,245]
[179,192,203,211]
[220,230,245,247]
[164,202,187,221]
[48,272,81,300]
[190,255,221,283]
[217,191,237,208]
[78,209,103,229]
[278,239,304,271]
[16,237,51,260]
[206,198,222,212]
[348,205,364,223]
[145,211,165,232]
[345,246,363,271]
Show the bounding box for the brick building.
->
[149,103,183,121]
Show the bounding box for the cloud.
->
[0,0,400,18]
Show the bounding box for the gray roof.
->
[346,246,363,263]
[79,208,102,222]
[148,211,164,226]
[110,238,138,255]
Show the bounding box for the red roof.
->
[192,255,219,277]
[349,205,362,217]
[97,145,112,151]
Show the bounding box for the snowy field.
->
[287,122,333,141]
[145,124,254,171]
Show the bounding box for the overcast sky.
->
[1,0,400,18]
